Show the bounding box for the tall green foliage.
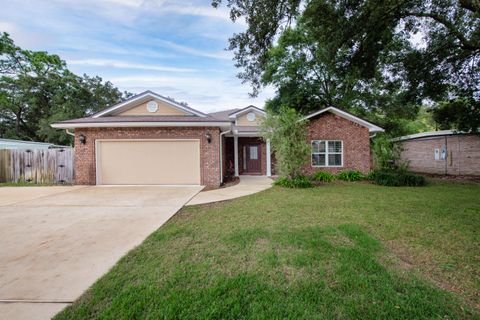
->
[213,0,480,135]
[0,32,130,145]
[371,134,404,170]
[261,106,309,179]
[431,98,480,134]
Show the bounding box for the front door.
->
[244,144,261,174]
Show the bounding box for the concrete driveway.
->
[0,185,202,320]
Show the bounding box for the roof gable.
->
[303,107,384,133]
[93,91,207,118]
[117,99,190,116]
[228,105,266,120]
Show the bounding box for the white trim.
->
[391,130,464,142]
[92,91,207,118]
[229,106,266,120]
[219,129,231,184]
[266,139,271,177]
[232,131,263,137]
[234,136,239,177]
[311,140,344,168]
[303,107,384,133]
[95,138,201,185]
[51,121,230,129]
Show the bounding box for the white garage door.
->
[96,140,200,185]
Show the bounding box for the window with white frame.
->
[311,140,343,167]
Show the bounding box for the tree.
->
[213,0,480,133]
[261,106,309,179]
[0,32,130,145]
[431,97,480,133]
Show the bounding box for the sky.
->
[0,0,275,113]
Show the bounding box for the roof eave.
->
[391,129,465,142]
[51,121,231,129]
[303,106,384,133]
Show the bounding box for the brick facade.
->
[74,127,221,189]
[398,134,480,176]
[303,112,371,175]
[72,112,373,189]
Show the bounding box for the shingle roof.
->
[208,109,239,121]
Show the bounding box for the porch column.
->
[266,139,271,177]
[234,135,239,176]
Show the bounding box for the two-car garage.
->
[96,140,201,185]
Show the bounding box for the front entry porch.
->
[222,136,272,182]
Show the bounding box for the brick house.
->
[51,91,384,189]
[394,130,480,176]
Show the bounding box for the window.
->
[312,140,342,167]
[249,146,258,160]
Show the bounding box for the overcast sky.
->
[0,0,274,113]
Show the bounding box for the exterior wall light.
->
[79,134,87,145]
[205,133,212,144]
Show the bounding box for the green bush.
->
[371,170,426,187]
[312,171,335,182]
[274,175,313,188]
[336,170,366,181]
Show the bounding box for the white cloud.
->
[0,20,56,48]
[158,3,233,21]
[107,74,274,111]
[68,59,198,72]
[155,39,232,60]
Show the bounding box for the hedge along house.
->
[393,130,480,176]
[51,91,383,189]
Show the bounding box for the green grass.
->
[0,182,56,187]
[56,180,480,319]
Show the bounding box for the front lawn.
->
[56,180,480,319]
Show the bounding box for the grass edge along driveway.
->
[56,180,480,319]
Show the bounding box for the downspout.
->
[444,135,448,175]
[219,129,231,184]
[65,129,75,136]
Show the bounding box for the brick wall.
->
[74,127,221,189]
[398,134,480,176]
[303,112,371,175]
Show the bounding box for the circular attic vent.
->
[146,101,158,113]
[246,112,256,122]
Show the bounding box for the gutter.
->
[51,121,231,129]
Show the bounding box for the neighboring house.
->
[0,138,64,150]
[393,130,480,176]
[51,91,383,189]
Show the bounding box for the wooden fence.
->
[0,148,74,184]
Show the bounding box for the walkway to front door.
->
[187,176,273,206]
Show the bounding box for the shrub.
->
[274,175,313,188]
[371,170,426,187]
[336,170,366,181]
[312,171,335,182]
[261,106,309,179]
[371,133,407,171]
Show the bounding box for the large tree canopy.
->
[213,0,480,134]
[0,32,131,145]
